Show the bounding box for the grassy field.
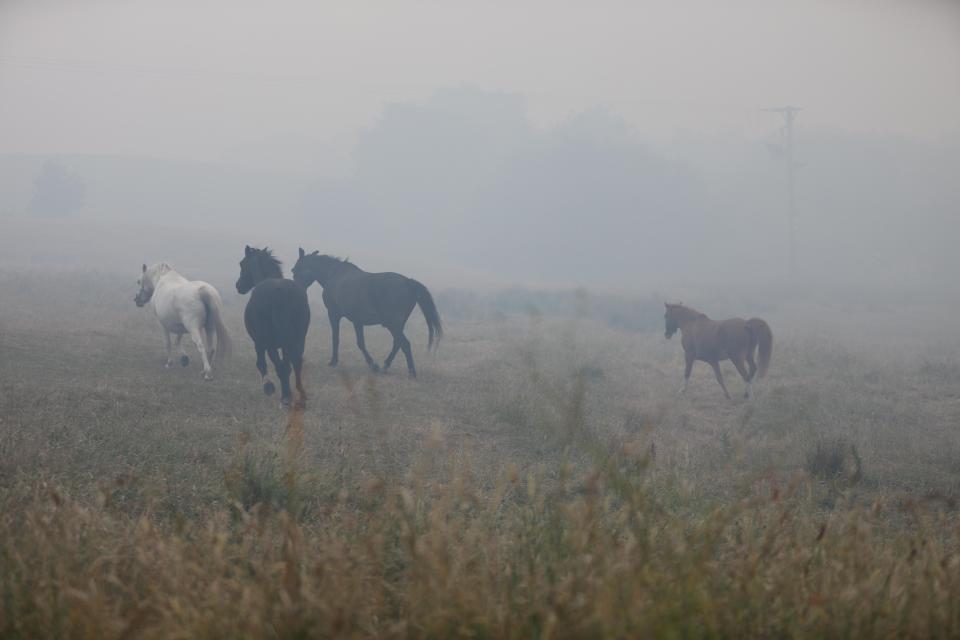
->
[2,268,960,638]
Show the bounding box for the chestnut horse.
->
[664,303,772,399]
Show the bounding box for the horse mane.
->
[255,247,284,276]
[667,303,708,320]
[313,253,360,271]
[145,262,173,281]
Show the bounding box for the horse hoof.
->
[328,360,338,367]
[370,363,381,373]
[280,397,291,409]
[263,381,276,396]
[180,355,190,367]
[203,372,213,381]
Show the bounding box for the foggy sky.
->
[2,0,958,172]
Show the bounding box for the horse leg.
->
[353,322,380,372]
[382,340,401,373]
[256,345,275,395]
[328,311,341,367]
[289,344,307,409]
[679,352,694,394]
[710,361,732,400]
[186,323,213,380]
[176,333,189,367]
[163,330,174,368]
[206,325,216,362]
[382,326,403,372]
[746,350,758,382]
[267,347,292,406]
[731,355,752,399]
[398,331,416,378]
[292,360,306,409]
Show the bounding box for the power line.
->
[0,54,436,94]
[765,106,802,279]
[0,54,306,82]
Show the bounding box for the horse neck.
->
[150,264,180,287]
[676,308,707,333]
[253,258,283,283]
[161,268,185,283]
[316,259,356,285]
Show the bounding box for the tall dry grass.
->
[3,396,960,639]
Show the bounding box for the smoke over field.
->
[2,0,959,637]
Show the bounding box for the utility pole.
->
[765,106,802,278]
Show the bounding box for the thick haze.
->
[1,0,958,291]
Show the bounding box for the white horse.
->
[135,262,231,379]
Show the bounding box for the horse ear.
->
[245,245,252,256]
[299,247,305,258]
[142,264,147,273]
[311,250,319,255]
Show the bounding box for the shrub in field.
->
[224,414,312,519]
[224,446,290,511]
[805,435,863,484]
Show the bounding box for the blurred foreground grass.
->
[2,269,960,637]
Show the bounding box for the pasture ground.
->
[2,268,960,638]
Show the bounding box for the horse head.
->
[237,246,283,294]
[134,263,152,307]
[135,262,171,307]
[291,248,337,289]
[664,302,683,339]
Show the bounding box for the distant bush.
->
[918,358,960,383]
[438,287,664,332]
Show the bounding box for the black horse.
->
[236,246,311,408]
[291,249,442,377]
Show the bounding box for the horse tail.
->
[200,286,232,366]
[410,279,443,350]
[746,318,772,378]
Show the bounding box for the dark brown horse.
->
[291,249,442,378]
[236,246,311,409]
[664,303,772,399]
